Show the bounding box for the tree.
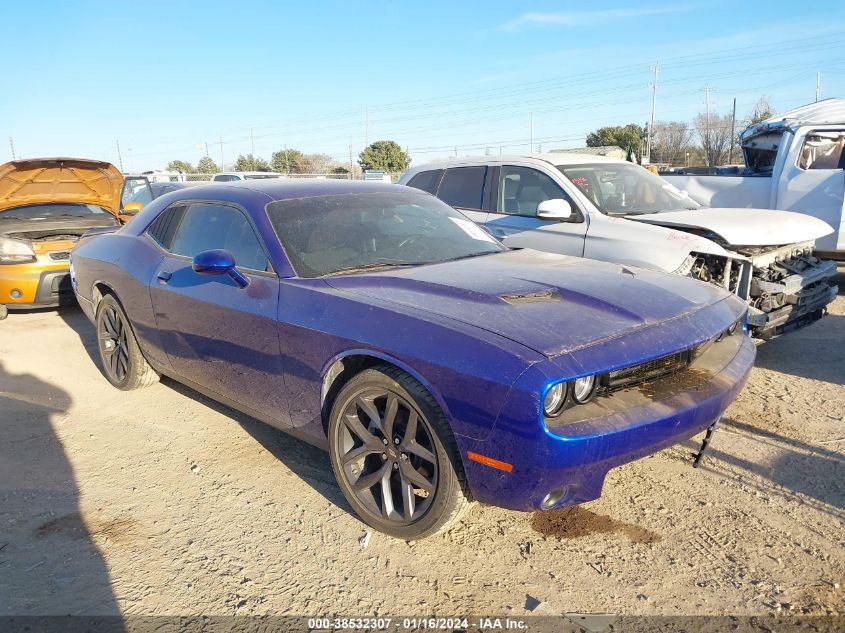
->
[271,148,304,174]
[196,156,219,174]
[694,112,734,166]
[167,159,194,173]
[358,140,410,173]
[300,153,335,174]
[749,97,774,124]
[585,124,645,153]
[234,154,271,171]
[651,121,694,166]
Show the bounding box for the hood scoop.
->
[499,289,562,304]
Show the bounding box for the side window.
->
[798,132,845,170]
[498,166,571,216]
[213,174,239,182]
[406,169,443,194]
[146,205,187,250]
[169,203,270,272]
[436,166,486,210]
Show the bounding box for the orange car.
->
[0,158,126,320]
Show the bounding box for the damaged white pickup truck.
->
[400,154,839,338]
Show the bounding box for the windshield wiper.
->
[442,251,499,262]
[321,260,427,277]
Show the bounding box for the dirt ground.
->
[1,271,843,618]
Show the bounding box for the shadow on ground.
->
[58,304,354,522]
[0,360,122,619]
[755,314,845,385]
[678,416,844,516]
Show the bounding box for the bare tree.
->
[749,96,775,125]
[695,113,734,166]
[652,121,694,165]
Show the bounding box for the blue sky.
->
[2,1,845,169]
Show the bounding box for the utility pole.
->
[9,137,15,160]
[219,136,225,171]
[250,128,255,170]
[364,107,369,148]
[115,140,124,171]
[529,112,534,155]
[703,84,712,165]
[283,145,291,174]
[816,71,821,102]
[729,97,737,164]
[205,141,209,157]
[646,61,659,165]
[454,146,458,157]
[348,140,354,180]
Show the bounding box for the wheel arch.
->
[319,349,456,439]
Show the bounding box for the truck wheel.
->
[0,304,7,320]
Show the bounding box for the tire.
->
[95,294,159,390]
[328,365,470,539]
[0,304,7,320]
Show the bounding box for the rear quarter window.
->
[146,205,187,250]
[436,166,487,210]
[406,169,443,194]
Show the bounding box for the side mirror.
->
[192,249,249,288]
[536,199,573,221]
[121,201,144,215]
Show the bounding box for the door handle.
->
[157,271,172,283]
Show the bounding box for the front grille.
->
[48,251,70,261]
[602,349,693,392]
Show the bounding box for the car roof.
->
[406,153,624,173]
[170,178,403,202]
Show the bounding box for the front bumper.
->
[459,334,755,511]
[0,256,74,309]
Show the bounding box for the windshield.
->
[557,163,702,215]
[265,192,506,277]
[0,203,111,220]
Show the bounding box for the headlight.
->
[0,236,36,264]
[572,375,598,404]
[543,382,568,416]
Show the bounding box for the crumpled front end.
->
[678,241,837,338]
[738,241,838,338]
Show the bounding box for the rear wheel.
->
[0,304,7,320]
[328,365,470,539]
[95,294,158,390]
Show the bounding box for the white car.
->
[399,154,838,338]
[210,171,285,182]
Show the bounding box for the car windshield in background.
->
[0,203,111,220]
[265,192,506,277]
[557,163,702,215]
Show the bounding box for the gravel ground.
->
[1,271,843,618]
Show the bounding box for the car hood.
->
[0,157,123,216]
[325,249,735,357]
[625,208,834,246]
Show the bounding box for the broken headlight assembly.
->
[0,236,36,264]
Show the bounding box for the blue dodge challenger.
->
[70,180,755,538]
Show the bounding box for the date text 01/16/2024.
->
[307,617,529,630]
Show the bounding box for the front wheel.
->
[95,294,159,390]
[328,366,470,539]
[0,304,7,320]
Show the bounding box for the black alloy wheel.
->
[328,366,470,539]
